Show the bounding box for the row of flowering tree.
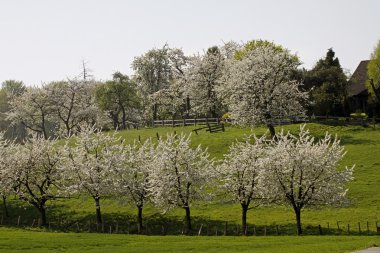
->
[2,39,307,140]
[0,125,353,235]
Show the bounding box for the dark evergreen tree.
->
[304,48,348,116]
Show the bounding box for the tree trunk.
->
[241,204,248,235]
[153,104,157,121]
[137,206,143,234]
[122,107,126,130]
[94,197,102,225]
[39,205,47,227]
[184,206,192,234]
[2,196,9,218]
[295,208,302,235]
[267,124,276,140]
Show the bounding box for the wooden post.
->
[215,227,218,236]
[162,120,164,127]
[17,216,20,226]
[347,224,350,234]
[31,219,35,227]
[183,119,185,126]
[318,224,322,235]
[138,135,141,143]
[224,222,227,236]
[264,226,267,236]
[156,132,160,140]
[76,222,80,232]
[198,224,203,236]
[358,222,361,235]
[109,225,112,234]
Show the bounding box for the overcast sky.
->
[1,0,379,86]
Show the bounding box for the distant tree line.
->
[1,39,379,139]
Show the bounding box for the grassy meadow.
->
[1,122,380,252]
[0,228,379,253]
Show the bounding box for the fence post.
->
[358,222,361,235]
[224,222,227,236]
[347,224,350,234]
[276,225,279,235]
[318,224,322,235]
[17,216,20,226]
[198,224,203,236]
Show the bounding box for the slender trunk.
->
[267,124,276,140]
[39,204,47,227]
[295,208,302,235]
[95,197,102,225]
[184,206,192,234]
[122,107,126,130]
[153,104,157,121]
[2,196,9,218]
[241,204,248,235]
[137,206,143,234]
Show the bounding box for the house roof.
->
[347,60,370,97]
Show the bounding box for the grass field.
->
[1,123,380,239]
[0,228,379,253]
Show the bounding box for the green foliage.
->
[235,40,285,60]
[304,48,348,116]
[95,72,140,129]
[366,40,380,101]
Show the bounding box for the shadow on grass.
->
[0,201,376,236]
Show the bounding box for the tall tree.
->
[64,125,121,225]
[304,48,348,116]
[366,40,380,103]
[112,139,154,233]
[149,134,211,234]
[6,86,54,139]
[216,134,269,235]
[186,46,225,118]
[265,125,354,235]
[221,40,307,138]
[132,45,173,121]
[96,72,140,130]
[46,79,99,136]
[10,135,67,227]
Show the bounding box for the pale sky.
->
[1,0,379,86]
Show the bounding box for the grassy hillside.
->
[0,228,379,253]
[2,123,380,235]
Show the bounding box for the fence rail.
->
[153,118,219,127]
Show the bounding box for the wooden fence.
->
[153,118,219,127]
[1,215,379,236]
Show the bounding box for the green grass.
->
[0,228,379,253]
[2,123,380,236]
